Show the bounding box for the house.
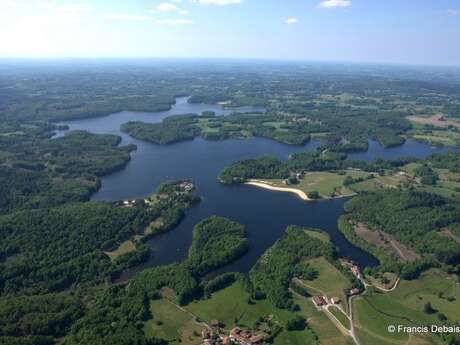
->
[221,336,231,345]
[202,328,212,339]
[330,297,341,304]
[350,265,361,279]
[229,327,264,345]
[121,200,137,208]
[249,335,264,344]
[179,181,194,192]
[350,288,360,296]
[313,295,327,307]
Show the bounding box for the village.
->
[200,324,266,345]
[199,260,365,345]
[119,180,195,208]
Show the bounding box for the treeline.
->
[250,226,335,309]
[427,152,460,173]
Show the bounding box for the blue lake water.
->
[55,98,458,277]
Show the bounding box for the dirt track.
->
[353,222,420,262]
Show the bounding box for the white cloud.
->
[37,2,95,13]
[446,9,460,16]
[192,0,243,5]
[153,2,190,15]
[156,3,180,12]
[317,0,351,9]
[285,17,299,24]
[104,14,151,21]
[156,18,193,25]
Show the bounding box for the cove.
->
[54,97,457,277]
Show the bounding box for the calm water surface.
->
[56,98,458,276]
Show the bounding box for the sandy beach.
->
[245,179,311,201]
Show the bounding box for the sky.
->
[0,0,459,66]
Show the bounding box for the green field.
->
[186,276,353,345]
[264,170,413,198]
[262,121,289,131]
[353,291,441,345]
[104,240,136,261]
[268,171,371,198]
[304,229,330,243]
[186,281,318,345]
[349,173,411,193]
[388,269,460,322]
[144,298,203,345]
[401,163,422,175]
[300,257,352,312]
[294,295,354,345]
[401,164,460,200]
[328,306,350,330]
[410,128,460,147]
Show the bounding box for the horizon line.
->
[0,56,459,69]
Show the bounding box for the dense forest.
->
[0,180,198,344]
[0,125,135,213]
[341,189,460,277]
[187,216,249,275]
[0,203,151,294]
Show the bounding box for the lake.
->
[55,97,457,277]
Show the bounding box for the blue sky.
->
[0,0,459,65]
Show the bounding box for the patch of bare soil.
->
[353,222,420,262]
[407,114,460,128]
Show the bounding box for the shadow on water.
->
[55,98,459,279]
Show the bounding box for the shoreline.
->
[245,179,356,201]
[245,180,311,201]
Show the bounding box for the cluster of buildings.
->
[179,181,194,192]
[230,327,264,345]
[343,260,362,280]
[121,199,139,207]
[201,326,265,345]
[349,288,360,296]
[283,171,304,185]
[312,295,341,308]
[342,260,362,296]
